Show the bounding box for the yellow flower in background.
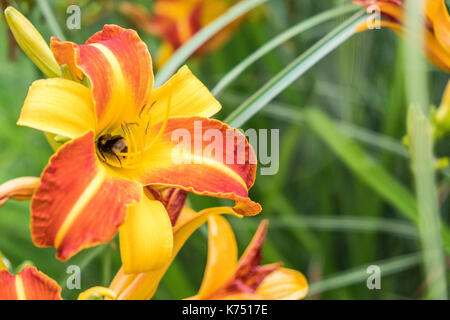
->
[353,0,450,72]
[120,0,243,67]
[435,80,450,136]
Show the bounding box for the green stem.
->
[225,10,367,128]
[308,253,421,296]
[404,1,448,299]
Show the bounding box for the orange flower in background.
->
[353,0,450,72]
[120,0,242,67]
[188,216,308,300]
[0,265,61,300]
[8,22,261,274]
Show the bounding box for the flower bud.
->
[0,176,40,208]
[435,81,450,135]
[4,6,61,78]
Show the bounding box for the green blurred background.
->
[0,0,449,299]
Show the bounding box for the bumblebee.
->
[96,134,128,166]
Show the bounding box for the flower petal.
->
[256,268,309,300]
[196,215,238,299]
[17,78,96,139]
[110,206,237,300]
[0,265,62,300]
[427,0,450,52]
[0,177,40,207]
[161,188,189,225]
[133,117,261,216]
[149,66,221,123]
[31,131,141,261]
[50,25,153,132]
[119,193,174,274]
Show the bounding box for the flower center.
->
[95,91,172,169]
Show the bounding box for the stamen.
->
[146,86,172,150]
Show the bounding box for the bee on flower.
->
[0,6,261,275]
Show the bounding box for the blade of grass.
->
[212,3,358,96]
[256,216,418,239]
[224,10,367,127]
[222,92,409,157]
[306,108,417,219]
[308,253,421,296]
[36,0,65,41]
[154,0,268,87]
[404,0,448,299]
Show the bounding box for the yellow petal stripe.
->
[149,66,222,124]
[197,215,238,299]
[256,268,309,300]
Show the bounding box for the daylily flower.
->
[0,264,62,300]
[0,262,118,300]
[120,0,242,67]
[109,213,309,300]
[101,206,238,300]
[10,22,261,273]
[0,206,235,300]
[353,0,450,72]
[188,215,308,300]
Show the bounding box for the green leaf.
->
[305,108,418,221]
[224,10,367,128]
[308,253,421,296]
[212,3,358,96]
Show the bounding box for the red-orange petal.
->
[0,265,61,300]
[134,117,261,215]
[50,25,153,132]
[31,131,141,261]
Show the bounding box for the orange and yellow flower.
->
[0,264,62,300]
[0,206,234,300]
[120,0,242,67]
[188,216,308,300]
[8,22,261,273]
[110,214,308,300]
[353,0,450,72]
